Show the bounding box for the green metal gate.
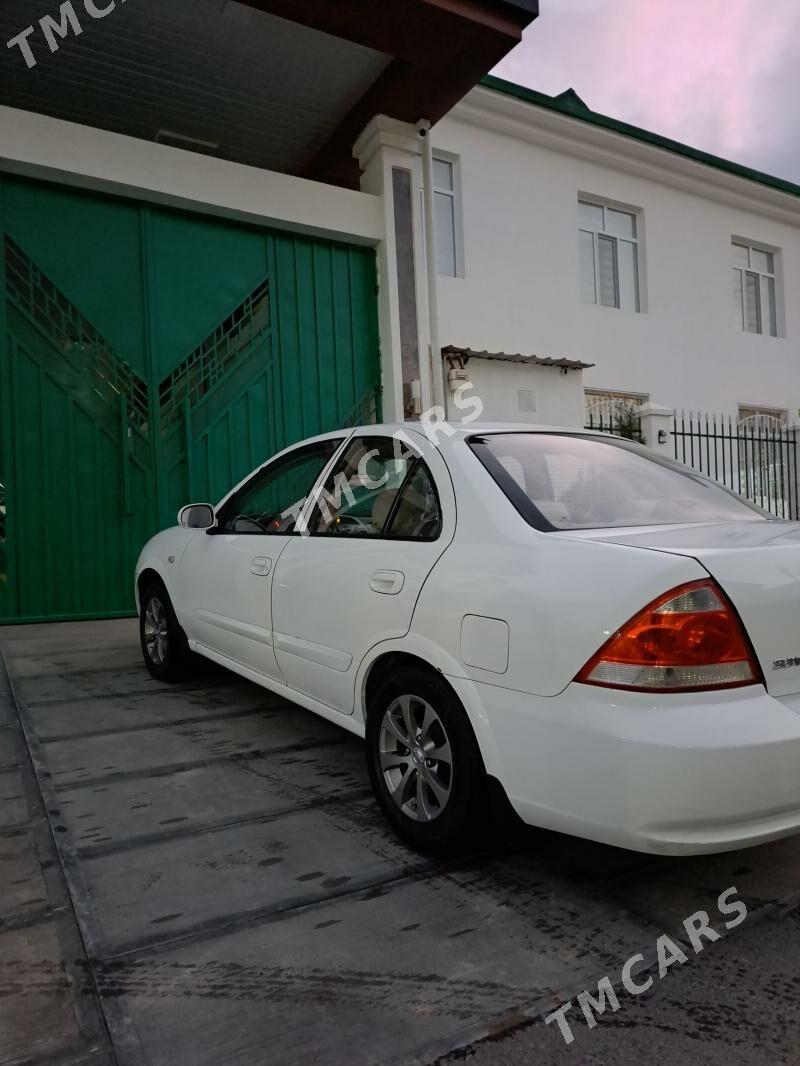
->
[0,176,380,623]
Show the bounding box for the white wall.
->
[445,360,585,427]
[433,89,800,423]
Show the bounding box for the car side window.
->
[306,437,441,540]
[386,461,442,540]
[218,440,341,534]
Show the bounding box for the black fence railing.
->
[672,412,799,519]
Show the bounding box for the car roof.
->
[348,422,616,448]
[292,423,619,457]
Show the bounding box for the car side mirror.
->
[178,503,215,530]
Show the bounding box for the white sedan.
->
[135,423,800,856]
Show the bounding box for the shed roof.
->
[442,344,593,370]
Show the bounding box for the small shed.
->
[442,346,594,427]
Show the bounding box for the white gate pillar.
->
[354,115,432,423]
[637,402,674,455]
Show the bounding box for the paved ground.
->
[2,620,800,1066]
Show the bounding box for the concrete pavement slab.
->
[13,665,204,706]
[611,833,800,939]
[27,680,276,741]
[55,741,369,852]
[80,797,427,955]
[94,859,653,1066]
[4,643,145,679]
[0,826,49,921]
[0,732,17,770]
[0,619,138,651]
[0,922,85,1064]
[440,899,800,1066]
[45,707,345,789]
[0,769,28,829]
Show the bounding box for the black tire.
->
[366,665,487,856]
[139,580,191,682]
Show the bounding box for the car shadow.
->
[468,784,800,940]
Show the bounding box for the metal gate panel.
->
[6,330,153,620]
[270,232,380,442]
[1,176,380,623]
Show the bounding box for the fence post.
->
[636,402,673,454]
[789,418,800,520]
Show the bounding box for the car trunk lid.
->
[557,521,800,697]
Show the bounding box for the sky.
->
[493,0,800,183]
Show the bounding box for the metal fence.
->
[672,412,800,519]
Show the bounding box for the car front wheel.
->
[139,582,190,682]
[366,666,487,855]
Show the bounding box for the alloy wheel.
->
[379,694,453,822]
[143,596,169,666]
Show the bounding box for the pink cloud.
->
[493,0,800,178]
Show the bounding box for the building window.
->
[585,389,648,419]
[578,199,641,312]
[732,242,778,337]
[738,405,787,428]
[433,156,460,277]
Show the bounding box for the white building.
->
[432,76,800,429]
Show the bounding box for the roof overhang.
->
[443,345,593,371]
[452,79,800,226]
[261,0,540,185]
[0,0,537,189]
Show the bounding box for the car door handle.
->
[369,570,404,595]
[250,556,272,577]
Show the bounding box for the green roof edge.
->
[479,74,800,202]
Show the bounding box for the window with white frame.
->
[433,157,459,277]
[578,199,641,312]
[738,405,787,428]
[732,242,779,337]
[584,389,648,422]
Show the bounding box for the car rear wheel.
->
[139,582,190,682]
[366,666,487,855]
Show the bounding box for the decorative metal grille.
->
[158,278,270,435]
[4,236,150,433]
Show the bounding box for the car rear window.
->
[468,432,769,531]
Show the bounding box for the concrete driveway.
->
[2,620,800,1066]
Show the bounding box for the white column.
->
[354,116,432,422]
[636,401,674,454]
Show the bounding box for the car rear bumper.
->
[464,678,800,855]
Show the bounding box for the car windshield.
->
[468,432,769,531]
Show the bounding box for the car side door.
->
[179,437,344,679]
[271,432,455,713]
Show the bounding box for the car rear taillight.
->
[576,579,762,693]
